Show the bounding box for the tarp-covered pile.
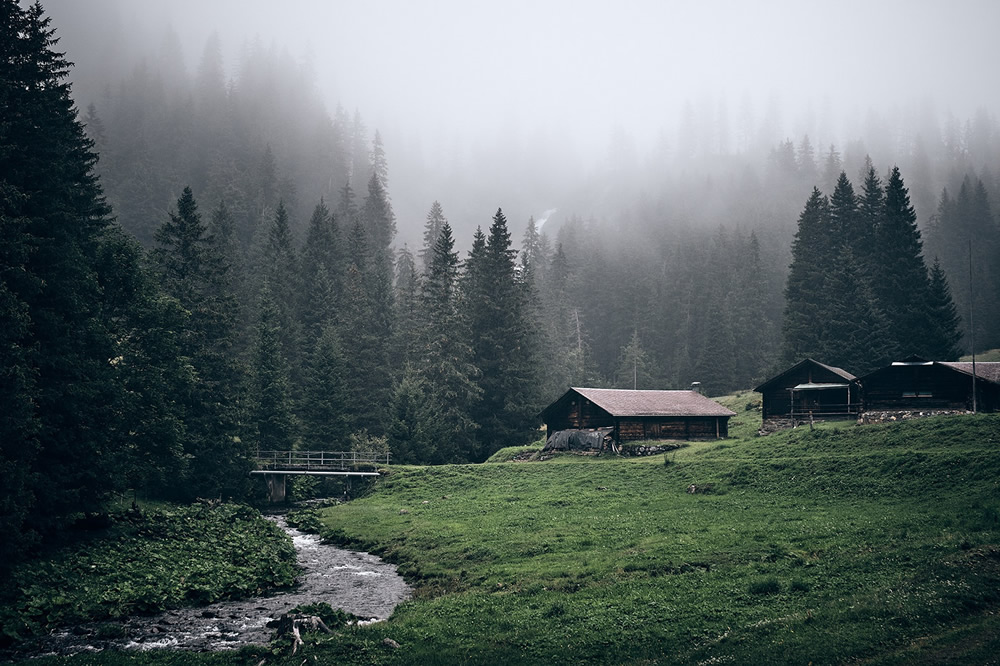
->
[544,428,613,452]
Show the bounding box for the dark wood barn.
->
[540,387,735,443]
[755,359,859,421]
[860,360,1000,413]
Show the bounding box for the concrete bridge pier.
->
[265,474,286,502]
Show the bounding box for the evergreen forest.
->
[3,0,1000,576]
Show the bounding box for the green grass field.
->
[21,400,1000,665]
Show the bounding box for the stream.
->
[17,515,412,657]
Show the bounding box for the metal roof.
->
[567,387,736,418]
[754,358,856,392]
[788,382,851,390]
[939,362,1000,385]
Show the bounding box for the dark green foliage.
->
[299,324,349,450]
[614,330,656,389]
[407,222,481,463]
[339,222,392,435]
[250,282,298,452]
[392,244,421,367]
[463,210,542,458]
[926,177,1000,352]
[924,258,963,361]
[782,188,832,363]
[0,504,297,639]
[298,198,342,338]
[872,166,934,357]
[152,187,248,499]
[784,166,961,373]
[0,0,184,562]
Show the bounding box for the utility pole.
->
[970,239,977,414]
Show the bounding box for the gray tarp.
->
[544,428,613,451]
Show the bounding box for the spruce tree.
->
[614,330,656,389]
[299,199,342,339]
[152,187,247,498]
[463,210,541,458]
[0,1,191,554]
[817,246,894,374]
[419,200,447,273]
[924,258,963,361]
[339,222,392,435]
[782,188,832,363]
[873,166,934,356]
[300,323,348,450]
[250,282,298,452]
[414,222,480,462]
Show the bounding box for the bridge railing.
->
[255,450,390,471]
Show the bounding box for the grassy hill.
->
[24,402,1000,665]
[296,406,1000,665]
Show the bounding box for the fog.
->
[44,0,1000,244]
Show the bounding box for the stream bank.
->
[9,515,410,657]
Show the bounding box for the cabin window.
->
[902,391,916,398]
[917,391,933,397]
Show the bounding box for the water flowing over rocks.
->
[13,515,410,657]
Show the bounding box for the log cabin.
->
[755,359,860,422]
[540,387,735,445]
[859,359,1000,413]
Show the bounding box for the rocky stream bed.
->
[10,515,411,658]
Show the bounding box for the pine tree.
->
[339,222,392,435]
[386,365,436,464]
[414,222,480,462]
[300,323,349,450]
[0,1,193,556]
[393,244,421,367]
[924,258,963,361]
[873,166,934,356]
[299,199,342,339]
[614,330,655,389]
[370,129,389,189]
[336,180,358,229]
[855,159,883,277]
[829,172,859,240]
[463,210,541,458]
[782,188,832,363]
[250,282,298,452]
[817,246,894,374]
[361,171,396,258]
[152,187,247,498]
[419,200,447,273]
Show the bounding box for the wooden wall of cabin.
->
[544,393,614,434]
[760,363,854,418]
[862,365,992,411]
[617,417,728,442]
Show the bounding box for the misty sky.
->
[116,0,1000,151]
[42,0,1000,241]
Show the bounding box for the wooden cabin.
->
[755,359,859,421]
[540,387,735,444]
[860,360,1000,413]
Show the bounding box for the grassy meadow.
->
[22,396,1000,665]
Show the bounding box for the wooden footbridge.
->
[251,450,389,501]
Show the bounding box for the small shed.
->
[540,387,735,444]
[859,359,1000,413]
[755,359,859,421]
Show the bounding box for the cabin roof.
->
[560,387,736,418]
[755,358,857,392]
[938,362,1000,385]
